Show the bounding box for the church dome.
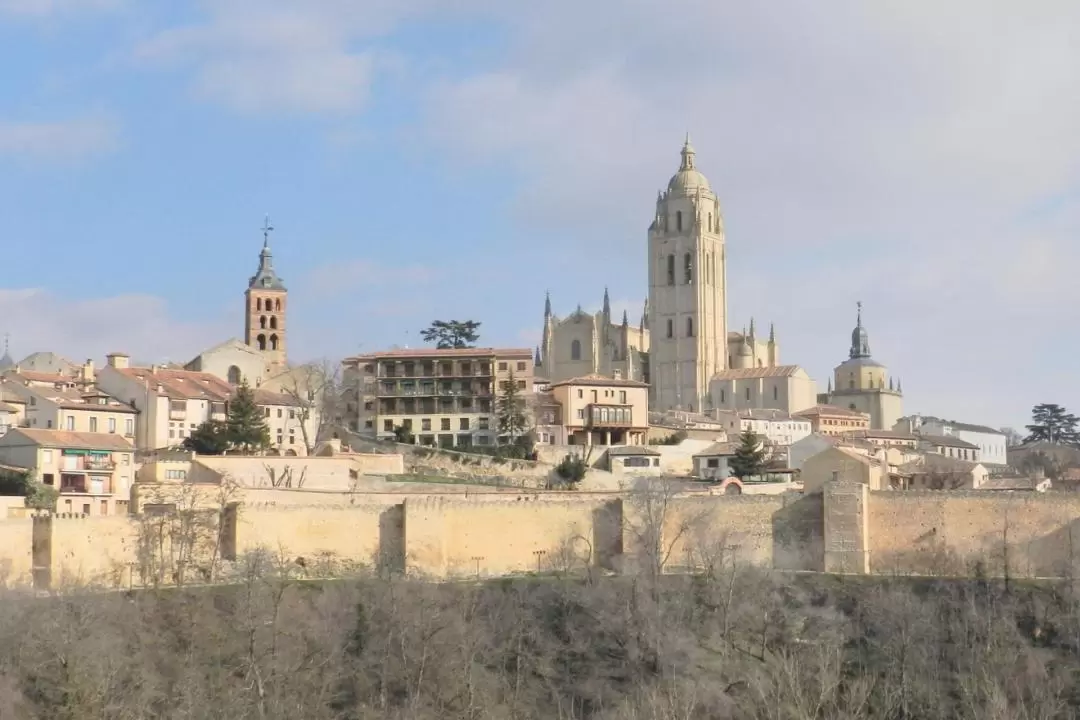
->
[667,135,712,195]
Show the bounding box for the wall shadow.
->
[378,505,405,575]
[772,492,823,572]
[592,500,624,571]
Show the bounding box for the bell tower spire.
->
[244,215,288,373]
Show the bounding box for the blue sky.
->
[1,0,1079,431]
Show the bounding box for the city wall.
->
[7,484,1080,590]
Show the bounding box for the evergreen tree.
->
[420,320,481,349]
[226,381,270,452]
[184,420,230,455]
[1025,403,1080,445]
[497,369,528,449]
[728,429,767,479]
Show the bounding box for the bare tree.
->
[274,359,345,454]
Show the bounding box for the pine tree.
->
[497,369,528,449]
[729,428,767,479]
[226,380,270,453]
[1025,403,1080,445]
[184,420,230,455]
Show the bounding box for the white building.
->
[708,366,818,415]
[895,415,1007,466]
[713,409,811,447]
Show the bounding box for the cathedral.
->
[536,137,783,412]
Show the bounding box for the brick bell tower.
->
[244,216,288,373]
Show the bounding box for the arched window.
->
[686,317,694,337]
[269,316,278,330]
[256,298,262,311]
[666,254,675,285]
[745,387,751,400]
[708,212,712,232]
[684,253,693,284]
[773,385,778,400]
[257,334,267,351]
[227,366,242,385]
[719,389,725,403]
[676,211,683,232]
[666,319,673,338]
[259,316,267,329]
[570,339,581,361]
[269,334,279,351]
[274,298,282,311]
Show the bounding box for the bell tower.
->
[647,135,727,412]
[244,216,288,373]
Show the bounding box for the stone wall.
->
[10,484,1080,591]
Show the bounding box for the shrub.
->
[554,454,587,485]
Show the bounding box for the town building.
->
[0,428,135,515]
[894,415,1007,465]
[343,347,533,448]
[818,303,904,430]
[0,380,137,437]
[707,365,817,415]
[548,374,650,447]
[537,290,649,385]
[918,434,980,463]
[793,404,870,436]
[713,409,811,447]
[96,354,315,455]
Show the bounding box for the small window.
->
[666,319,673,338]
[517,380,526,389]
[108,417,116,433]
[459,418,469,430]
[684,253,693,284]
[498,362,507,371]
[577,389,583,399]
[577,409,585,419]
[516,361,526,371]
[686,317,694,337]
[571,339,582,361]
[383,419,393,431]
[620,391,627,404]
[676,211,683,231]
[441,418,451,431]
[89,417,97,433]
[666,254,675,285]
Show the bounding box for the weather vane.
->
[261,215,274,246]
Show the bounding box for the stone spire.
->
[534,346,541,367]
[622,309,629,327]
[681,132,695,170]
[827,377,833,393]
[749,317,756,341]
[602,287,611,318]
[544,290,552,319]
[769,322,776,343]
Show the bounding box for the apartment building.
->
[96,353,316,455]
[1,379,136,437]
[0,428,135,515]
[343,347,533,448]
[793,404,871,436]
[713,408,812,447]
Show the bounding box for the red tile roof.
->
[551,373,649,388]
[5,427,134,451]
[712,365,803,380]
[117,366,234,400]
[794,404,870,419]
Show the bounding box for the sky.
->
[1,0,1078,430]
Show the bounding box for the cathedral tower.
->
[647,136,727,412]
[244,218,288,372]
[820,303,904,429]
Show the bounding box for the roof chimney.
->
[106,353,130,370]
[81,359,95,384]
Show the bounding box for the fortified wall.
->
[5,483,1080,590]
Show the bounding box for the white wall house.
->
[713,409,812,447]
[895,415,1007,466]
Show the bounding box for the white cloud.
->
[419,0,1080,426]
[133,0,438,114]
[0,0,118,15]
[0,116,118,161]
[0,289,228,366]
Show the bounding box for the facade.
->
[793,404,871,436]
[1,380,136,436]
[842,429,919,449]
[707,365,817,415]
[96,354,316,455]
[713,409,811,447]
[537,290,649,385]
[244,226,288,373]
[0,428,135,515]
[918,434,980,463]
[344,347,533,448]
[895,415,1007,466]
[819,304,904,430]
[549,374,649,446]
[692,441,738,480]
[801,446,887,493]
[186,339,270,386]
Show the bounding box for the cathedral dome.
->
[667,135,712,195]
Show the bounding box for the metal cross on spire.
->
[856,300,862,324]
[261,215,274,248]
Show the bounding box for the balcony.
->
[586,404,634,429]
[59,473,112,494]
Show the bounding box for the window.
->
[577,409,585,419]
[383,419,393,432]
[620,391,627,404]
[125,418,134,435]
[264,407,271,417]
[421,418,431,431]
[707,458,719,469]
[708,212,712,231]
[676,210,683,231]
[365,420,373,429]
[623,456,652,467]
[364,401,373,411]
[773,386,778,400]
[460,418,470,430]
[516,361,526,371]
[745,387,751,400]
[108,417,116,433]
[43,450,52,463]
[288,409,295,419]
[666,319,673,338]
[517,380,526,390]
[666,254,675,285]
[684,253,693,284]
[66,416,75,431]
[479,417,490,430]
[720,389,725,403]
[498,362,507,371]
[686,317,694,337]
[277,408,283,418]
[577,389,583,398]
[571,339,582,361]
[89,417,97,432]
[441,418,451,431]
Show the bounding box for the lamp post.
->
[532,549,547,574]
[471,555,483,581]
